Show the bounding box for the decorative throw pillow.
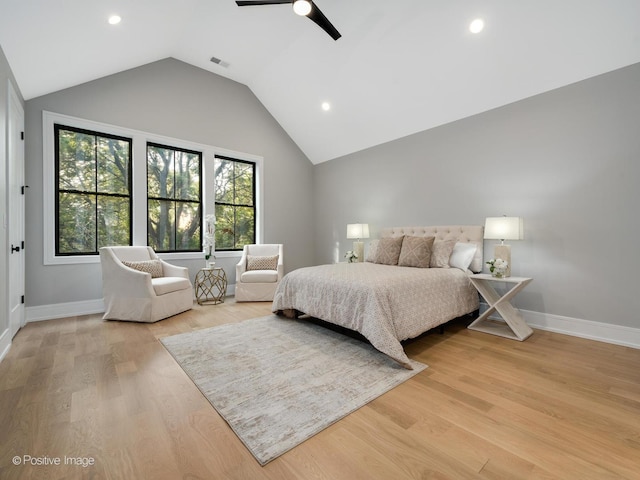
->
[247,254,279,271]
[373,236,404,265]
[449,242,477,271]
[430,239,456,268]
[122,259,163,278]
[365,239,379,263]
[398,236,435,268]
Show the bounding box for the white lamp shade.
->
[346,223,370,240]
[484,217,523,241]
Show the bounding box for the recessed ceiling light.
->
[321,102,331,111]
[469,18,484,33]
[108,15,122,25]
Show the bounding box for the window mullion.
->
[94,134,99,252]
[233,161,237,249]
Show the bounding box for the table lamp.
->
[347,223,369,263]
[483,216,523,277]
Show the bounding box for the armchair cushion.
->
[122,259,164,278]
[240,270,279,283]
[247,254,279,271]
[152,277,192,296]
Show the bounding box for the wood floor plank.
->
[434,370,640,478]
[1,301,640,479]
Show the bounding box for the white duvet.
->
[272,262,479,368]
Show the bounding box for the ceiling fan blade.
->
[307,2,341,41]
[235,1,292,6]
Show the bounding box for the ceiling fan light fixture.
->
[293,0,312,16]
[235,0,340,40]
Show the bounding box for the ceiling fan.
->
[235,0,341,41]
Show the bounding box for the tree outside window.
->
[214,156,255,250]
[147,143,202,252]
[55,125,132,255]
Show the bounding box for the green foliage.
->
[57,127,131,254]
[147,145,201,252]
[214,158,255,250]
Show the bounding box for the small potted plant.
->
[204,245,216,268]
[486,258,508,278]
[344,250,358,263]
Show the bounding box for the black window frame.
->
[214,155,256,251]
[54,123,133,256]
[146,142,203,253]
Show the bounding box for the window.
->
[214,155,256,250]
[44,111,263,264]
[147,143,202,252]
[55,124,132,255]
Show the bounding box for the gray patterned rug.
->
[160,315,427,465]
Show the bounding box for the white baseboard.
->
[25,284,238,323]
[0,328,11,363]
[26,299,105,322]
[524,309,640,349]
[480,303,640,349]
[24,296,637,350]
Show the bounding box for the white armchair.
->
[235,244,284,302]
[100,246,193,322]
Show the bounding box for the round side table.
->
[195,267,227,305]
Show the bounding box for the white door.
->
[7,81,25,338]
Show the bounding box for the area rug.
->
[160,315,427,465]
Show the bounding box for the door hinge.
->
[21,131,24,140]
[21,185,29,194]
[21,240,25,250]
[21,295,25,304]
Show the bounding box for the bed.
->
[272,226,484,368]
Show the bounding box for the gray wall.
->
[25,58,315,307]
[18,55,640,330]
[0,45,23,344]
[315,63,640,329]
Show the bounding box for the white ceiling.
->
[1,0,639,164]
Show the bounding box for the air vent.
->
[210,56,230,68]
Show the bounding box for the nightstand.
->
[467,273,533,341]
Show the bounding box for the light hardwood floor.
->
[1,300,639,479]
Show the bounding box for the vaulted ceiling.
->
[1,0,639,164]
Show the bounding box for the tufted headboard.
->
[379,225,484,273]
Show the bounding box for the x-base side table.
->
[467,274,533,341]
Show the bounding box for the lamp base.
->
[494,244,512,277]
[353,241,364,263]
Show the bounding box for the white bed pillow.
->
[449,242,477,271]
